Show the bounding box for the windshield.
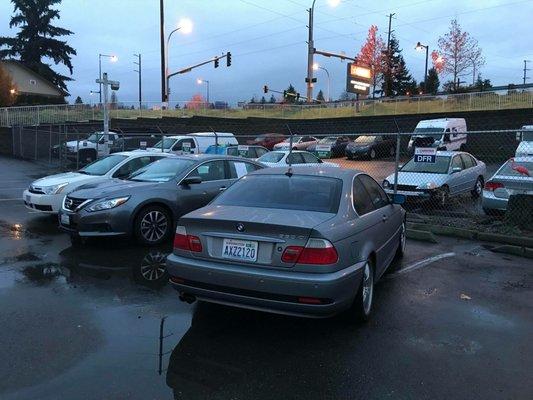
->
[319,137,337,144]
[282,136,302,143]
[213,175,342,213]
[521,131,533,141]
[128,158,195,182]
[78,155,127,176]
[413,127,445,140]
[401,155,451,174]
[152,138,178,150]
[354,136,376,144]
[498,160,532,177]
[86,133,105,143]
[257,152,284,163]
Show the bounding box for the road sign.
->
[346,63,372,95]
[139,141,147,150]
[414,147,437,163]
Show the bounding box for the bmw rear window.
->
[212,174,342,213]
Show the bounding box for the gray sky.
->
[1,0,532,105]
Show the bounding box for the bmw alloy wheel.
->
[140,211,168,243]
[362,261,374,315]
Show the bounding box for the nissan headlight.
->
[42,183,68,195]
[419,182,438,190]
[86,196,130,212]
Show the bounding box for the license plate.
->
[60,214,70,226]
[25,195,31,203]
[222,239,258,262]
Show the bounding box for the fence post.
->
[19,126,23,158]
[11,126,15,156]
[469,93,472,110]
[35,126,38,160]
[49,125,52,165]
[417,97,421,113]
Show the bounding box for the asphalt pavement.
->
[0,155,532,400]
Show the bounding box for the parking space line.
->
[0,198,22,202]
[390,252,456,277]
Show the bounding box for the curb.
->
[406,229,438,243]
[407,222,533,247]
[490,245,533,259]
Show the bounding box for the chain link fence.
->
[10,121,533,237]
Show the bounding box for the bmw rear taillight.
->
[484,181,504,191]
[173,226,203,252]
[281,238,338,265]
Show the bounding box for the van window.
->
[174,138,196,151]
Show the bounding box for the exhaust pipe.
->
[179,293,196,304]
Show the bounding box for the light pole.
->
[306,0,339,103]
[165,17,193,104]
[415,42,429,93]
[98,54,117,103]
[196,78,210,105]
[134,54,142,110]
[313,63,330,102]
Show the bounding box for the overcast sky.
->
[1,0,532,105]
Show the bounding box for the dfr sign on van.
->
[414,147,437,163]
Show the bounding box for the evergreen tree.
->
[316,90,325,102]
[423,68,440,94]
[269,94,276,103]
[260,96,266,104]
[250,96,256,104]
[382,35,414,96]
[472,75,492,91]
[284,84,297,103]
[74,95,83,104]
[0,0,76,93]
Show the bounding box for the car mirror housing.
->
[391,194,406,205]
[181,176,202,185]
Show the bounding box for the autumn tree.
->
[186,93,205,110]
[357,25,385,98]
[436,19,484,91]
[0,0,76,93]
[0,64,17,106]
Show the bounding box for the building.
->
[0,60,67,104]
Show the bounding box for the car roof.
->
[267,150,312,155]
[435,151,469,157]
[171,154,263,163]
[113,151,174,157]
[511,156,533,162]
[250,165,361,181]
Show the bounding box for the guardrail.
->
[1,88,532,127]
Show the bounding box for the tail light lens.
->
[484,181,504,191]
[173,226,203,252]
[281,238,338,265]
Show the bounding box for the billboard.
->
[346,63,372,95]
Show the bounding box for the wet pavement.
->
[1,155,532,400]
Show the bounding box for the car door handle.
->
[219,186,227,192]
[382,215,388,222]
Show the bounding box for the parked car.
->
[256,150,339,168]
[61,131,121,163]
[407,118,467,154]
[23,151,171,214]
[147,132,238,154]
[382,151,486,204]
[307,136,351,158]
[273,136,319,151]
[482,156,533,214]
[205,145,269,159]
[515,125,533,157]
[247,133,286,150]
[345,135,396,160]
[166,166,406,320]
[58,155,264,245]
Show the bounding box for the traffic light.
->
[214,57,219,68]
[263,85,268,94]
[226,52,232,67]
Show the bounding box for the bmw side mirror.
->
[392,194,406,205]
[181,176,202,185]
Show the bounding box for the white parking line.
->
[0,198,22,202]
[390,252,456,277]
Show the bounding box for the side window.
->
[174,139,196,151]
[189,160,226,182]
[460,154,475,169]
[352,178,375,216]
[255,147,268,157]
[301,152,319,163]
[113,156,152,178]
[286,153,304,164]
[359,175,389,209]
[229,161,261,178]
[451,155,464,170]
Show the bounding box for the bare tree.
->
[436,19,484,91]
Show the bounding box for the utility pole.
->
[159,0,166,104]
[306,0,317,103]
[95,73,120,136]
[134,54,142,110]
[385,13,395,97]
[523,60,531,86]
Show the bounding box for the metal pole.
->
[306,0,316,103]
[99,54,102,104]
[160,0,166,103]
[49,125,52,164]
[102,73,109,136]
[207,80,210,105]
[393,119,401,196]
[424,45,428,92]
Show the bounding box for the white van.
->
[146,132,238,155]
[408,118,467,153]
[515,125,533,157]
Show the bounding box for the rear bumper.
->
[22,190,62,213]
[166,254,365,318]
[384,188,432,199]
[482,191,508,211]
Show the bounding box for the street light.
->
[9,88,16,95]
[165,17,194,103]
[415,41,429,93]
[306,0,339,103]
[98,53,118,103]
[313,63,331,102]
[196,78,210,105]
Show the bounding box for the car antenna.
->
[285,124,294,177]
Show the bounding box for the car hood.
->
[384,171,448,187]
[32,172,95,187]
[70,179,160,199]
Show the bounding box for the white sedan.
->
[256,150,339,168]
[23,151,172,214]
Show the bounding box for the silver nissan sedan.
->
[166,166,406,321]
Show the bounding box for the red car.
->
[247,133,286,150]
